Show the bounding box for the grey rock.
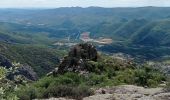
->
[0,54,12,68]
[7,64,38,81]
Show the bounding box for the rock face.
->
[53,43,98,75]
[0,50,38,81]
[7,64,38,81]
[0,54,38,81]
[0,55,12,68]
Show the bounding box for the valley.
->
[1,7,170,100]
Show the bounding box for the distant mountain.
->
[0,7,170,31]
[1,7,170,24]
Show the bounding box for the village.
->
[53,32,113,47]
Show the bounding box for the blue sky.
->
[0,0,170,8]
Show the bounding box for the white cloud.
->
[0,0,170,8]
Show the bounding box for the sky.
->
[0,0,170,8]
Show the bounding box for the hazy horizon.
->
[0,0,170,8]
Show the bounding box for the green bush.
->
[113,69,135,85]
[134,69,147,86]
[134,65,166,87]
[34,76,54,88]
[16,73,93,99]
[14,62,167,99]
[164,81,170,92]
[42,85,94,99]
[16,85,38,100]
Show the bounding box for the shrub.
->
[113,69,135,85]
[0,67,7,79]
[134,69,147,86]
[134,65,166,87]
[61,72,83,85]
[107,69,116,79]
[85,73,112,86]
[16,85,38,100]
[164,81,170,92]
[15,63,167,100]
[34,76,54,88]
[42,85,94,100]
[16,73,93,99]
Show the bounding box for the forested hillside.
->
[0,43,65,77]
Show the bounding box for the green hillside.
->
[0,43,66,77]
[113,19,148,39]
[131,19,170,46]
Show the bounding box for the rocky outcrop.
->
[0,54,12,68]
[0,52,38,81]
[68,43,98,61]
[7,64,38,81]
[51,43,98,75]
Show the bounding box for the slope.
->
[131,19,170,46]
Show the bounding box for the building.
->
[80,32,93,42]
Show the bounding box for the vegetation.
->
[0,66,27,100]
[0,43,66,77]
[15,73,94,100]
[13,55,166,100]
[0,7,170,100]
